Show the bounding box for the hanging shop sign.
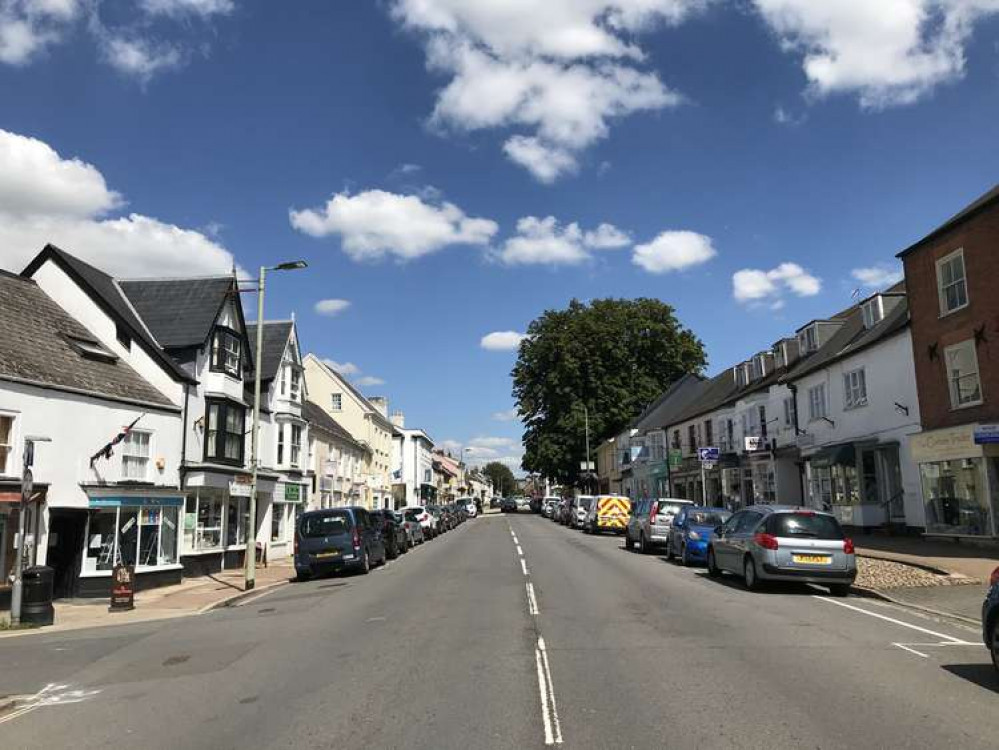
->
[744,436,763,452]
[668,449,683,469]
[284,483,302,502]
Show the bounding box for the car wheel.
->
[387,541,397,560]
[624,530,633,550]
[359,548,370,575]
[707,548,721,578]
[640,532,648,554]
[829,583,851,597]
[295,570,311,583]
[680,542,690,567]
[665,535,674,560]
[743,556,760,591]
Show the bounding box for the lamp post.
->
[245,260,307,592]
[10,435,51,626]
[459,447,474,494]
[577,403,593,494]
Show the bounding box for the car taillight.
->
[843,538,855,555]
[754,532,779,550]
[990,566,999,588]
[649,501,658,524]
[352,527,361,549]
[294,534,298,554]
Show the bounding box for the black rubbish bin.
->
[22,566,55,626]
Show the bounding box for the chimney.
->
[368,396,388,417]
[391,411,405,428]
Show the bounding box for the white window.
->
[0,414,13,475]
[799,325,818,354]
[277,426,286,465]
[783,397,796,428]
[808,383,827,421]
[861,298,883,329]
[291,425,302,467]
[290,369,301,401]
[121,430,151,479]
[843,368,868,409]
[944,340,982,408]
[331,392,342,411]
[774,343,786,370]
[936,249,968,316]
[280,368,287,396]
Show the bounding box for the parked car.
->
[458,497,477,518]
[427,504,446,534]
[583,495,630,534]
[571,495,595,529]
[398,509,425,545]
[294,507,386,580]
[665,506,731,565]
[369,509,403,560]
[501,497,518,513]
[625,498,695,553]
[407,506,436,539]
[983,566,999,674]
[558,498,574,525]
[541,496,560,518]
[490,496,500,509]
[707,506,856,595]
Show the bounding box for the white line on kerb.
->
[521,558,529,576]
[536,637,563,745]
[814,596,977,644]
[526,582,539,615]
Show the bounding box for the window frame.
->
[944,339,983,409]
[808,383,827,422]
[120,429,152,481]
[290,424,303,467]
[204,398,246,465]
[843,368,868,410]
[210,326,243,379]
[782,397,796,428]
[0,412,16,476]
[331,392,343,412]
[936,248,969,317]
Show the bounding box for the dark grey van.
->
[294,506,387,581]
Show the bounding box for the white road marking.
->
[517,545,524,556]
[537,637,563,745]
[893,643,929,658]
[521,558,529,576]
[526,582,539,615]
[0,683,102,726]
[815,596,978,645]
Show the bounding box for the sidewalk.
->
[852,534,998,624]
[0,560,294,638]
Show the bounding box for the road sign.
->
[668,449,682,469]
[21,467,33,502]
[701,461,716,471]
[698,446,719,462]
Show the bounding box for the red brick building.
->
[899,185,999,538]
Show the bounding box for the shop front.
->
[77,490,185,597]
[269,481,304,560]
[910,424,999,538]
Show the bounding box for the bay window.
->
[205,399,246,464]
[291,424,302,467]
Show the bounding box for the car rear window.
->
[656,502,688,517]
[687,510,730,526]
[301,512,351,537]
[768,512,844,540]
[404,509,420,520]
[578,498,592,509]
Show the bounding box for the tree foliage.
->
[513,298,706,486]
[482,461,518,497]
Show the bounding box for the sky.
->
[1,1,999,473]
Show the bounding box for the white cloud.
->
[0,0,80,65]
[290,189,498,262]
[354,375,386,387]
[480,331,527,351]
[584,222,631,250]
[752,1,999,109]
[852,265,904,289]
[0,128,237,277]
[99,35,182,80]
[391,1,696,181]
[140,0,234,16]
[773,105,806,126]
[314,298,351,316]
[733,262,822,307]
[492,408,519,422]
[498,216,630,266]
[471,436,519,449]
[322,359,361,376]
[631,230,716,274]
[441,439,463,453]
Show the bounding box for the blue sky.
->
[1,1,999,470]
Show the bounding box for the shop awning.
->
[809,443,856,468]
[88,495,184,507]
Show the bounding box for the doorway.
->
[47,510,87,599]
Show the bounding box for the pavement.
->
[0,512,997,749]
[1,560,295,637]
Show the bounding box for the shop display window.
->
[83,505,181,573]
[185,493,224,552]
[921,458,990,535]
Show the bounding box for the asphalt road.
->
[1,512,997,749]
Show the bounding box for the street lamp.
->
[577,403,593,493]
[245,260,307,592]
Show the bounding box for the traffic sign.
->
[701,461,716,471]
[698,446,720,462]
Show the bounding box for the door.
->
[729,511,764,567]
[713,511,744,570]
[877,446,905,523]
[47,511,87,599]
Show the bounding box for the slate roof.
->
[119,276,235,349]
[303,400,367,452]
[0,270,175,408]
[245,321,294,382]
[22,245,194,384]
[667,367,741,427]
[897,183,999,258]
[631,373,708,432]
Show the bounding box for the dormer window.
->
[67,335,118,363]
[753,354,767,379]
[861,297,884,329]
[798,325,818,354]
[773,342,786,370]
[734,365,746,389]
[211,328,242,378]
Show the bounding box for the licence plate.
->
[315,551,339,559]
[792,554,831,565]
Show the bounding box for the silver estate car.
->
[625,498,694,553]
[706,505,856,595]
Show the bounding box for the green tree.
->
[482,461,518,497]
[513,298,706,487]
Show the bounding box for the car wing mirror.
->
[713,525,723,536]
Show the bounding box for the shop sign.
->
[284,483,302,502]
[668,449,683,469]
[973,424,999,445]
[909,424,979,463]
[108,564,135,613]
[228,479,252,498]
[698,447,720,462]
[89,495,184,507]
[701,461,717,471]
[744,436,763,452]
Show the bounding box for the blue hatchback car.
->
[982,566,999,674]
[666,506,732,566]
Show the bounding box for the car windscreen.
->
[687,511,730,527]
[301,512,351,537]
[768,512,844,540]
[578,498,592,509]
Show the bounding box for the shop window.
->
[808,383,827,421]
[291,425,302,467]
[226,496,248,546]
[944,340,982,408]
[121,430,151,480]
[0,414,13,475]
[921,458,989,535]
[210,327,242,378]
[83,505,180,573]
[271,504,288,542]
[936,248,968,316]
[86,509,118,571]
[843,368,868,410]
[185,493,224,551]
[205,399,246,464]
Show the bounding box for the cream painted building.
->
[303,355,394,509]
